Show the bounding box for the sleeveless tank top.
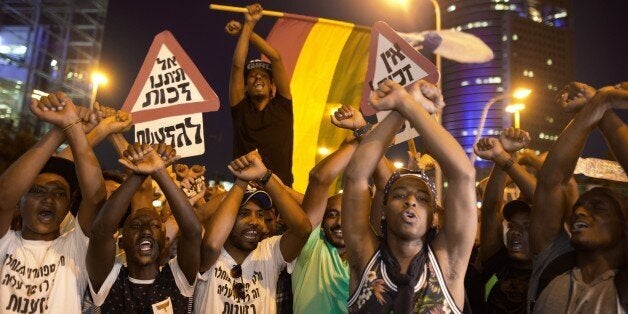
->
[348,246,462,313]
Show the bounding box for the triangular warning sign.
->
[360,21,439,116]
[122,30,220,124]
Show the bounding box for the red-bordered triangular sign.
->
[122,30,220,123]
[360,21,439,116]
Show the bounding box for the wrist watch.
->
[257,169,273,186]
[353,123,373,139]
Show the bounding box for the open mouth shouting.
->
[242,228,260,242]
[401,210,417,223]
[571,220,590,233]
[37,208,55,224]
[330,226,343,238]
[137,237,155,255]
[508,239,524,252]
[253,81,264,91]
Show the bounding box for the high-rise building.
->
[0,0,108,125]
[440,0,573,177]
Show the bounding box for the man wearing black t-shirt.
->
[225,3,294,186]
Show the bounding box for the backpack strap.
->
[529,251,576,312]
[615,268,628,312]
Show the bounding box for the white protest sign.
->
[134,113,205,158]
[122,30,220,158]
[360,21,440,145]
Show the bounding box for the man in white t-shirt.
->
[195,150,312,313]
[0,92,106,313]
[87,143,202,313]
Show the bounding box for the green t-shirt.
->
[292,225,349,314]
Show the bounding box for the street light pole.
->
[427,0,444,197]
[470,89,531,163]
[469,94,507,163]
[90,72,107,109]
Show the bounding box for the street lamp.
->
[470,88,531,163]
[505,103,525,128]
[90,71,107,108]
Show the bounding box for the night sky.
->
[97,0,628,180]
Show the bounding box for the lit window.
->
[447,5,456,12]
[512,34,518,40]
[523,70,529,76]
[475,78,482,84]
[502,35,508,41]
[529,71,534,77]
[472,130,478,135]
[546,59,553,65]
[460,80,469,86]
[539,132,545,139]
[462,130,468,136]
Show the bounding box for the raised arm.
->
[225,4,262,106]
[343,91,405,278]
[0,96,66,236]
[249,33,290,99]
[302,104,363,227]
[200,179,247,272]
[148,144,201,284]
[531,86,611,255]
[56,102,132,161]
[60,100,107,237]
[559,81,628,172]
[87,169,146,291]
[474,138,509,264]
[498,128,536,202]
[229,150,311,262]
[397,82,475,250]
[375,80,476,305]
[595,85,628,172]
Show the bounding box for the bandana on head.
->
[383,169,438,205]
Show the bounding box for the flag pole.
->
[209,3,370,30]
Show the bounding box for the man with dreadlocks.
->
[342,80,476,313]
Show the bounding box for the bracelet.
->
[501,157,515,171]
[257,169,272,186]
[62,118,83,132]
[353,123,373,139]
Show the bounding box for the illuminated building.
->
[440,0,573,175]
[0,1,108,124]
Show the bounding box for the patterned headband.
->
[382,169,438,205]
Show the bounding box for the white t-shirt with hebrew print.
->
[194,235,293,314]
[0,224,89,314]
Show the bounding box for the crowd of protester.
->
[0,3,626,314]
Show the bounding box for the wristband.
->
[62,118,83,132]
[501,157,515,171]
[257,169,272,186]
[353,123,373,139]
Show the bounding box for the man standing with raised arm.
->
[226,3,294,186]
[0,92,106,313]
[195,150,311,313]
[528,83,627,313]
[343,80,476,313]
[87,143,201,313]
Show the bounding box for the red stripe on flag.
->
[265,17,315,80]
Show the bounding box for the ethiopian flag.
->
[265,14,371,193]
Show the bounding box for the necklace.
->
[17,233,56,297]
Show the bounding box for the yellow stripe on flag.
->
[290,22,354,192]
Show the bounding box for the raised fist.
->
[228,149,268,182]
[330,104,367,130]
[225,20,242,36]
[499,127,530,153]
[474,137,506,162]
